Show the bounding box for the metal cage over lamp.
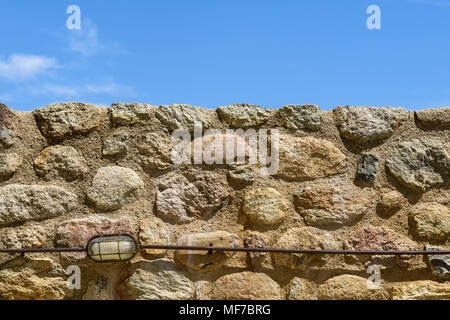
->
[86,234,139,263]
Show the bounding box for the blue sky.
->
[0,0,449,111]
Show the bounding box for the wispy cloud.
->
[0,55,59,81]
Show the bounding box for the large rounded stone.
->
[87,166,144,210]
[0,225,47,249]
[294,183,373,228]
[34,102,103,140]
[109,103,153,125]
[319,275,389,300]
[0,185,78,227]
[34,145,88,181]
[278,104,323,130]
[126,259,194,300]
[272,227,340,270]
[334,106,409,144]
[276,135,347,181]
[209,272,281,300]
[0,152,22,179]
[217,104,271,128]
[155,104,213,133]
[386,138,450,192]
[391,281,450,300]
[138,132,174,170]
[156,170,230,223]
[174,231,240,272]
[410,203,450,241]
[242,188,290,225]
[415,107,450,128]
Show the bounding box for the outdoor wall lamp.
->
[0,233,449,263]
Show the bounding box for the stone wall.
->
[0,102,449,300]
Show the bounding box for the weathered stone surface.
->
[175,231,240,272]
[410,203,450,241]
[0,225,47,249]
[344,226,419,265]
[139,217,172,257]
[109,103,153,125]
[217,104,271,128]
[138,132,174,170]
[386,139,450,192]
[0,152,22,179]
[319,275,389,300]
[227,164,258,185]
[294,183,373,228]
[288,278,319,300]
[126,259,194,300]
[243,231,270,267]
[156,104,213,133]
[0,103,17,148]
[56,216,132,248]
[87,166,144,211]
[334,106,409,143]
[82,277,113,300]
[391,281,450,300]
[156,170,230,223]
[242,188,290,225]
[34,102,102,140]
[378,189,405,216]
[278,104,323,130]
[426,246,450,280]
[416,107,450,128]
[209,272,281,300]
[34,146,88,181]
[277,135,347,181]
[103,132,128,157]
[272,227,340,269]
[356,154,379,183]
[0,185,78,226]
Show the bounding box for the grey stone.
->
[155,104,212,133]
[426,246,450,280]
[0,128,15,149]
[386,139,450,192]
[356,154,379,183]
[227,164,257,185]
[103,132,128,157]
[278,104,322,130]
[217,104,271,128]
[109,103,153,125]
[87,166,144,210]
[334,106,409,144]
[0,104,18,148]
[0,152,22,179]
[0,185,78,226]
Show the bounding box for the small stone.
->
[288,278,319,300]
[87,166,144,211]
[277,135,347,181]
[227,164,257,185]
[217,104,271,128]
[0,128,15,149]
[294,183,373,228]
[410,203,450,241]
[103,132,128,157]
[243,231,270,267]
[175,231,240,272]
[209,272,281,300]
[155,104,213,133]
[391,281,450,300]
[0,185,78,227]
[319,275,389,300]
[138,132,174,170]
[386,138,450,192]
[334,106,409,144]
[126,259,194,300]
[34,102,103,140]
[242,188,290,225]
[34,146,88,181]
[278,104,323,130]
[0,103,17,148]
[82,277,112,300]
[356,154,379,183]
[0,152,22,179]
[378,190,405,216]
[426,246,450,280]
[109,103,153,125]
[272,227,340,270]
[139,217,172,258]
[156,170,230,223]
[415,107,450,128]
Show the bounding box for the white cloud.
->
[0,55,59,81]
[27,81,135,98]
